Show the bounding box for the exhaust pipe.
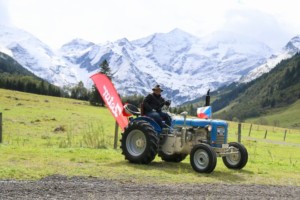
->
[205,89,210,106]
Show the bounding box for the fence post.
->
[283,130,287,141]
[238,123,241,143]
[264,130,268,139]
[114,121,119,149]
[248,123,252,136]
[0,112,2,143]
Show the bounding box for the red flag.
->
[90,73,128,130]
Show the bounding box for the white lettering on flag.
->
[103,85,122,118]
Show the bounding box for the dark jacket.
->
[143,93,166,113]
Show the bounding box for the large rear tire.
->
[120,120,159,164]
[222,142,248,169]
[190,144,217,173]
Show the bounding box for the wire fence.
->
[228,121,300,145]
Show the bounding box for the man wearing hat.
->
[143,84,171,128]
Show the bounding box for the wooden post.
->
[114,121,119,149]
[248,123,252,136]
[283,130,287,141]
[238,123,241,143]
[0,113,2,143]
[264,130,268,139]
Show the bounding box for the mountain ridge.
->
[1,25,300,105]
[211,52,300,128]
[0,51,63,97]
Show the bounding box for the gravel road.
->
[0,175,299,200]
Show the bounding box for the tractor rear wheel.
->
[222,142,248,169]
[190,144,217,173]
[120,120,159,164]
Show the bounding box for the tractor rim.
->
[126,130,146,156]
[194,149,209,170]
[226,151,241,166]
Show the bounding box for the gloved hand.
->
[165,100,171,106]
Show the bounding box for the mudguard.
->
[130,116,162,134]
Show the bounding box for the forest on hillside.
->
[212,53,300,121]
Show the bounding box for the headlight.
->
[217,126,225,135]
[205,125,212,132]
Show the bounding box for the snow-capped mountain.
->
[0,25,79,87]
[59,29,273,105]
[0,25,286,105]
[284,35,300,53]
[240,35,300,83]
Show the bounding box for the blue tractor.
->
[120,90,248,173]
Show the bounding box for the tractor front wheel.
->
[190,144,217,173]
[120,120,159,164]
[222,142,248,169]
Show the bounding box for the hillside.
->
[212,53,300,128]
[246,99,300,129]
[0,52,63,97]
[0,52,38,76]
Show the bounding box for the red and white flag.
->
[197,106,212,119]
[90,73,128,130]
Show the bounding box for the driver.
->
[143,85,171,128]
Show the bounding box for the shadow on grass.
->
[104,160,254,183]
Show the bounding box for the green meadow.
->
[246,100,300,129]
[0,88,299,186]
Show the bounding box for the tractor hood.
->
[172,116,228,128]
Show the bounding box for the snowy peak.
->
[1,24,299,105]
[240,35,300,83]
[132,28,199,52]
[0,25,54,56]
[283,35,300,53]
[59,38,96,67]
[60,38,94,52]
[162,28,200,44]
[79,30,275,105]
[0,25,79,86]
[116,38,133,48]
[131,29,201,72]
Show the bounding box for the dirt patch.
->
[0,175,299,199]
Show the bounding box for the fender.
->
[130,116,162,134]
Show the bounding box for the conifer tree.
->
[99,59,113,80]
[71,81,89,100]
[89,59,113,106]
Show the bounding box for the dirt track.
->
[0,175,299,200]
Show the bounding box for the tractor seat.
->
[123,103,141,116]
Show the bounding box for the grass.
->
[0,89,300,186]
[246,99,300,129]
[228,122,300,144]
[0,89,114,148]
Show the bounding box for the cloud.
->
[0,0,11,25]
[221,8,292,50]
[2,0,299,50]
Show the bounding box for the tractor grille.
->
[216,135,225,145]
[215,126,227,145]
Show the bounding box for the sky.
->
[1,0,300,51]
